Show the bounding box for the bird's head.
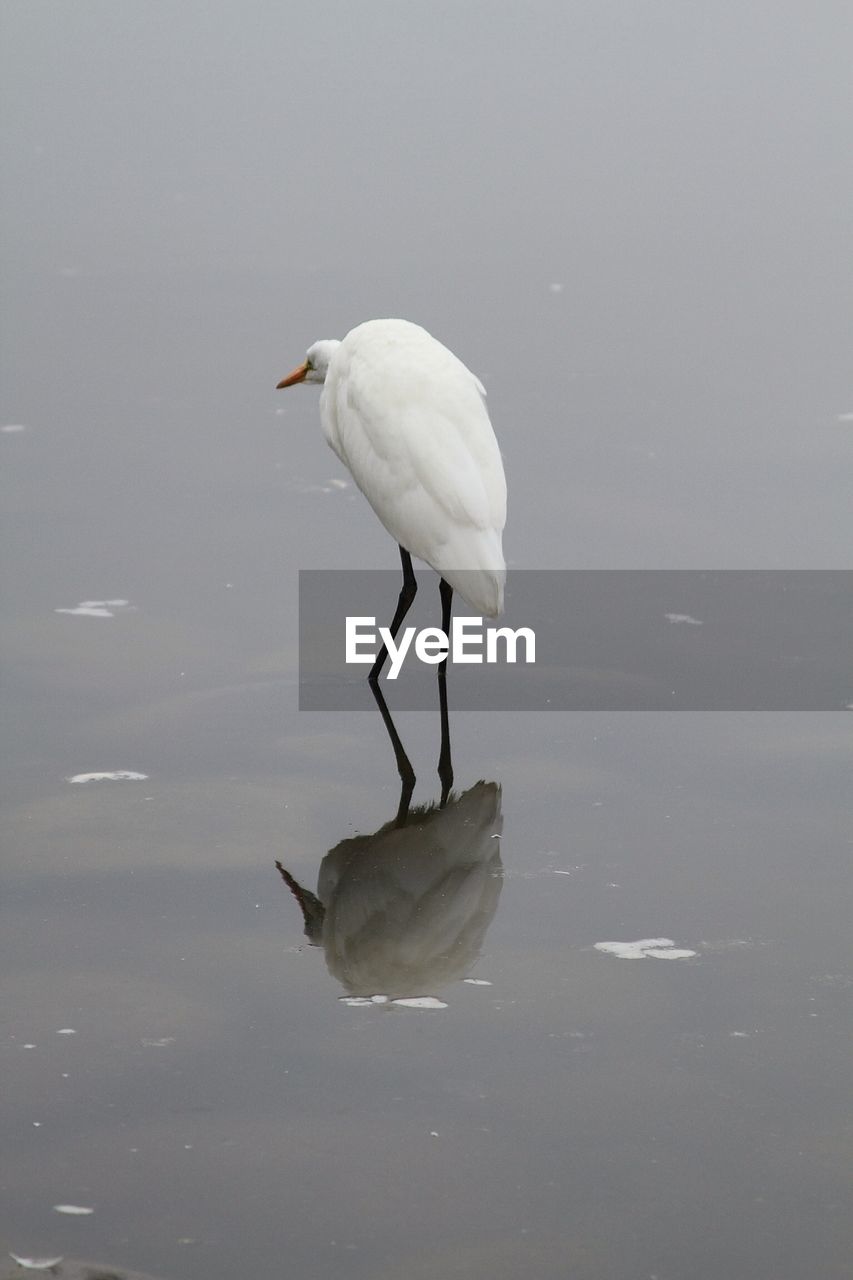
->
[276,339,340,389]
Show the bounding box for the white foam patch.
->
[339,994,391,1005]
[67,771,148,783]
[55,598,133,618]
[643,947,698,959]
[56,605,113,617]
[594,937,697,960]
[340,994,447,1009]
[665,613,703,626]
[464,978,492,986]
[836,411,853,422]
[56,1028,76,1035]
[52,1204,93,1215]
[2,423,28,433]
[9,1256,65,1271]
[392,997,448,1009]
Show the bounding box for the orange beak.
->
[276,362,310,389]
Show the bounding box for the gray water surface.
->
[2,3,852,1278]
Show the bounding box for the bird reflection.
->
[276,780,503,1002]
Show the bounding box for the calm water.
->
[2,3,851,1278]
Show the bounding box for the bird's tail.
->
[439,529,505,617]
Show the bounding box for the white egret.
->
[277,318,507,681]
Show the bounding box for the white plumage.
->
[277,319,506,616]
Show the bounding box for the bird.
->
[277,318,507,680]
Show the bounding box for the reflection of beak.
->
[276,362,309,389]
[275,860,325,944]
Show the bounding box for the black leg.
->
[370,678,416,826]
[437,577,454,804]
[439,577,453,675]
[369,546,417,682]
